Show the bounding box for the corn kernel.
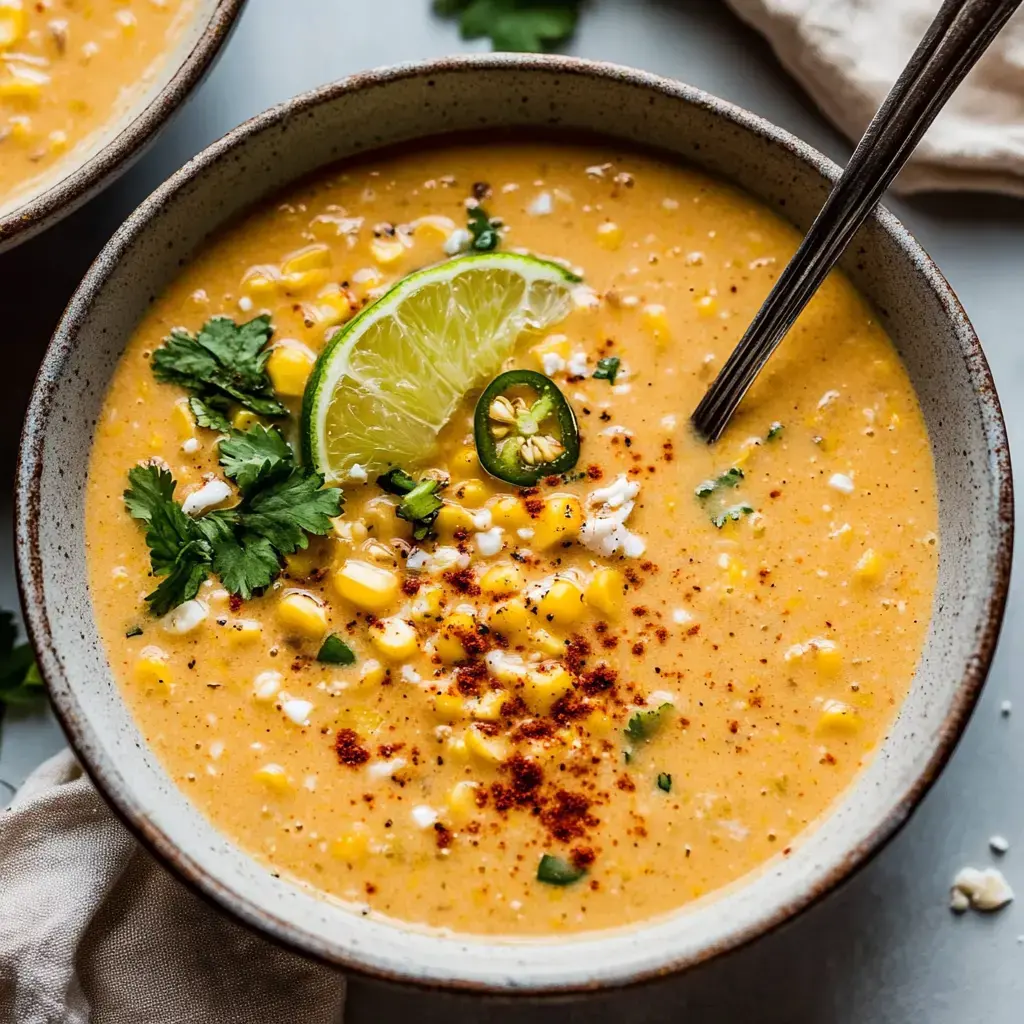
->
[532,495,582,550]
[333,560,399,613]
[586,710,614,738]
[489,495,528,530]
[47,129,67,154]
[854,548,883,583]
[370,238,406,265]
[465,724,509,764]
[532,629,565,657]
[445,732,471,763]
[596,221,623,250]
[489,599,529,637]
[410,584,444,623]
[0,65,48,102]
[816,699,861,735]
[435,612,477,664]
[171,399,195,440]
[536,578,585,627]
[522,664,574,715]
[358,659,386,689]
[315,283,355,327]
[254,763,292,794]
[446,780,480,823]
[228,619,262,645]
[241,265,280,299]
[7,114,32,142]
[267,342,316,397]
[115,9,136,34]
[480,562,525,597]
[277,593,328,639]
[0,3,27,49]
[641,304,671,346]
[435,503,475,538]
[282,244,331,277]
[453,478,488,508]
[368,616,418,661]
[330,824,370,864]
[433,693,467,721]
[816,643,842,676]
[284,542,324,579]
[450,447,480,478]
[695,294,717,317]
[584,567,625,618]
[470,690,506,722]
[231,408,261,432]
[411,214,457,243]
[135,648,171,688]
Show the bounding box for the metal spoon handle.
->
[692,0,1022,443]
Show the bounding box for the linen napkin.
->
[724,0,1024,196]
[0,750,346,1024]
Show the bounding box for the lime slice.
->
[302,252,581,483]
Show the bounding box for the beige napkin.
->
[724,0,1024,195]
[0,750,346,1024]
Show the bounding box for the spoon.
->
[691,0,1022,442]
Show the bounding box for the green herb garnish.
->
[125,424,342,616]
[536,853,586,886]
[593,356,621,384]
[767,421,784,441]
[695,467,743,498]
[125,626,144,638]
[624,702,673,744]
[711,504,754,529]
[376,470,444,541]
[434,0,582,52]
[657,772,672,793]
[0,612,42,710]
[468,205,499,252]
[151,315,287,422]
[317,634,357,666]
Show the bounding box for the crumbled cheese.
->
[181,437,200,454]
[411,805,439,829]
[238,296,254,313]
[784,637,837,662]
[471,509,492,531]
[406,549,431,571]
[660,414,678,431]
[950,867,1014,912]
[432,546,471,571]
[253,671,283,702]
[572,285,601,309]
[1001,700,1013,717]
[672,608,693,625]
[475,528,504,557]
[528,191,553,216]
[400,664,422,685]
[443,228,471,255]
[612,384,632,395]
[566,350,588,378]
[281,699,314,726]
[367,757,407,780]
[590,474,640,509]
[600,425,633,438]
[579,475,646,558]
[161,599,208,635]
[990,835,1011,854]
[209,741,224,761]
[817,389,841,410]
[348,464,368,483]
[517,527,535,541]
[303,775,317,792]
[828,473,855,494]
[541,351,566,375]
[182,478,232,516]
[648,690,676,706]
[662,197,680,210]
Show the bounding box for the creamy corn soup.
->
[86,141,938,936]
[0,0,195,206]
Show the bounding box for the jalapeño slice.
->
[474,369,580,486]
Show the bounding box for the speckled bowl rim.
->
[16,55,1014,995]
[0,0,247,253]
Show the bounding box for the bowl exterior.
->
[16,56,1013,993]
[0,0,247,253]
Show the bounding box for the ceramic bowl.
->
[16,55,1013,994]
[0,0,246,253]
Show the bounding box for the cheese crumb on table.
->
[950,866,1014,912]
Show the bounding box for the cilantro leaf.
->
[468,206,499,251]
[711,504,755,529]
[767,421,784,441]
[377,468,418,495]
[593,356,620,384]
[657,772,672,793]
[189,396,233,433]
[624,702,673,744]
[378,469,443,540]
[318,634,357,666]
[439,0,581,52]
[536,853,586,886]
[218,424,292,491]
[0,612,43,710]
[240,469,343,549]
[151,315,287,420]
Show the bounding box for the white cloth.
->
[0,750,346,1024]
[724,0,1024,195]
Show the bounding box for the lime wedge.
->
[301,252,580,483]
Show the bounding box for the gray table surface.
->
[2,1,1023,1020]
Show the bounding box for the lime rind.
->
[301,252,580,484]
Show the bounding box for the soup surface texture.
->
[86,141,938,937]
[0,0,195,209]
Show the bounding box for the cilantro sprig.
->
[593,356,620,384]
[151,315,287,426]
[125,424,343,616]
[468,206,500,252]
[377,469,445,541]
[434,0,582,52]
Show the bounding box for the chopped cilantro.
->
[151,315,287,421]
[468,205,499,252]
[767,421,784,441]
[694,467,744,499]
[124,426,342,615]
[0,612,43,710]
[376,468,418,496]
[536,853,586,886]
[318,634,357,666]
[125,626,144,638]
[435,0,582,53]
[624,702,673,744]
[657,772,672,793]
[711,504,754,529]
[376,469,444,541]
[593,356,621,384]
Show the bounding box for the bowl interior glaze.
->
[16,56,1012,993]
[0,0,246,253]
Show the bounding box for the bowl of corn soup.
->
[0,0,246,252]
[16,56,1012,992]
